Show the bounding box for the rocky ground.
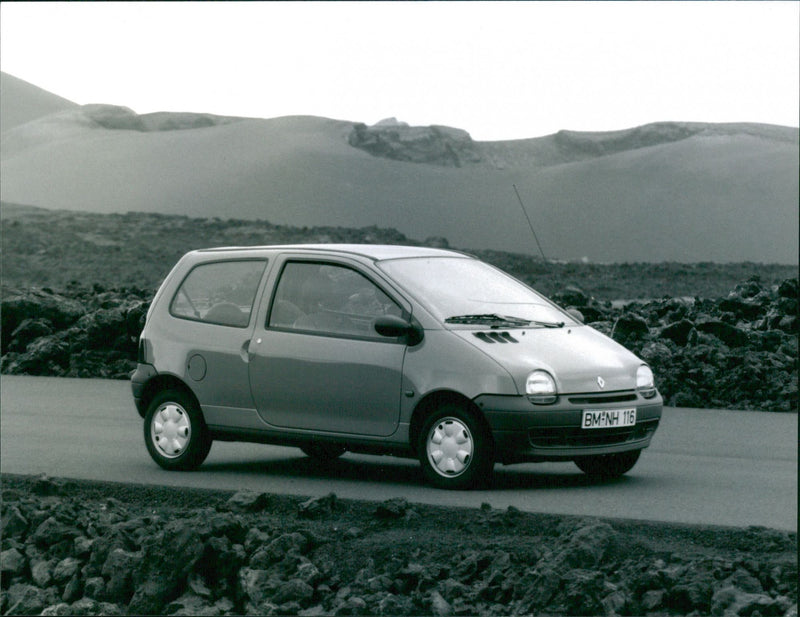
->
[1,202,797,410]
[550,277,798,412]
[1,275,796,411]
[1,474,796,617]
[1,284,148,380]
[3,203,796,299]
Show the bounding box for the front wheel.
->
[418,404,494,490]
[574,450,641,479]
[144,389,212,470]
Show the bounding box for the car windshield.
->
[377,256,576,327]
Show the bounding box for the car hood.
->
[451,325,645,395]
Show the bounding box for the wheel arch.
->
[409,390,493,456]
[137,374,201,419]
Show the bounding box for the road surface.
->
[1,375,796,530]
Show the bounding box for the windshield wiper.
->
[531,320,565,328]
[445,314,564,328]
[445,314,530,327]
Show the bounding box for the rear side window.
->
[170,260,267,327]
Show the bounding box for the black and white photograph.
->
[1,2,797,616]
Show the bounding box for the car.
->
[131,244,662,489]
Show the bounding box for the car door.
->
[248,258,407,436]
[166,259,268,417]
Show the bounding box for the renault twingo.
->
[132,245,662,489]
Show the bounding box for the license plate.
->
[582,408,636,429]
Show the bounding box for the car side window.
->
[170,260,267,327]
[269,261,403,338]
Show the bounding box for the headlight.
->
[636,365,656,399]
[526,370,557,404]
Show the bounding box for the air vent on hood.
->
[473,331,519,344]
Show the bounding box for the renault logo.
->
[597,376,606,389]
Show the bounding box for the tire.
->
[144,389,212,470]
[417,404,494,489]
[574,450,641,479]
[301,443,347,461]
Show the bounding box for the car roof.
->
[194,244,470,262]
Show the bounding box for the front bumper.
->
[474,391,662,464]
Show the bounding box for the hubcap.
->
[426,417,474,478]
[151,403,191,459]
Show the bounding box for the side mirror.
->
[373,315,424,346]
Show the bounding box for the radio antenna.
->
[512,183,547,262]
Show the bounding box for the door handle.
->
[240,339,252,363]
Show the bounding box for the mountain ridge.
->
[0,72,78,133]
[1,71,797,263]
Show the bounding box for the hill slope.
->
[3,203,795,301]
[0,72,79,133]
[1,74,797,263]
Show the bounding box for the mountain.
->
[1,72,797,263]
[0,72,79,133]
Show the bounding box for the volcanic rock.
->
[348,122,483,167]
[1,547,26,577]
[298,493,337,519]
[1,276,798,412]
[5,583,47,616]
[1,475,798,617]
[375,498,410,519]
[695,320,750,347]
[612,313,650,342]
[658,319,695,346]
[225,490,271,513]
[30,558,55,588]
[1,287,85,351]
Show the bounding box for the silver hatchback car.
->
[132,244,662,489]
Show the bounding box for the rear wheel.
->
[418,404,494,489]
[144,389,212,470]
[574,450,641,479]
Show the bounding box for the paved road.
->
[1,375,796,530]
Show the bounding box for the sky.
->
[1,1,798,142]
